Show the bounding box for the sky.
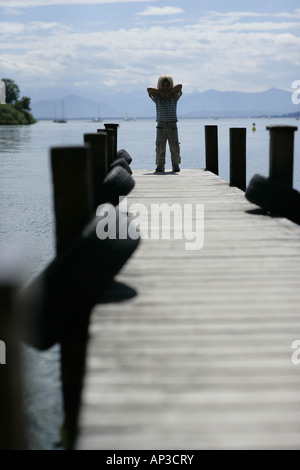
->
[0,0,300,101]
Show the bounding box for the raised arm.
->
[171,84,183,94]
[147,84,182,100]
[147,87,159,95]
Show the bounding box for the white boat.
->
[92,104,102,122]
[124,115,136,121]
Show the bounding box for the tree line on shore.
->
[0,79,36,125]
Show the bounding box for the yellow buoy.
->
[252,123,256,132]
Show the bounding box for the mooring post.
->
[99,128,115,168]
[0,252,27,450]
[104,123,119,160]
[205,125,219,175]
[51,146,93,254]
[83,132,108,197]
[50,145,94,449]
[267,125,298,187]
[230,128,247,191]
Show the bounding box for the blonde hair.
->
[157,75,174,89]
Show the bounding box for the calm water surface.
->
[0,117,299,449]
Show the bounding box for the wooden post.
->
[83,132,108,193]
[99,128,114,168]
[230,128,247,191]
[50,145,94,450]
[267,125,298,187]
[205,125,219,175]
[0,252,27,450]
[104,123,119,160]
[51,145,93,255]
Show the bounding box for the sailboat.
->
[53,104,57,122]
[57,100,67,123]
[92,104,102,122]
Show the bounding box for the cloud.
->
[0,8,299,95]
[0,0,155,7]
[213,21,300,32]
[203,10,300,30]
[208,11,270,18]
[0,22,25,34]
[1,7,25,15]
[27,21,72,32]
[274,9,300,18]
[137,6,184,16]
[207,9,300,20]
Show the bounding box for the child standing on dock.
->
[147,75,182,172]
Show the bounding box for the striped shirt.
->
[149,91,182,122]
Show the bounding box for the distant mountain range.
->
[31,88,297,120]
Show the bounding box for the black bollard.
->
[0,252,27,450]
[267,125,298,187]
[230,128,247,191]
[99,128,115,167]
[104,123,119,159]
[51,145,94,450]
[84,133,108,203]
[51,145,93,254]
[205,125,219,175]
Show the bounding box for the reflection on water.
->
[21,344,64,450]
[0,125,33,153]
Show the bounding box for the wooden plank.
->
[76,169,300,450]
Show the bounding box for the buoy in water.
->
[252,123,256,132]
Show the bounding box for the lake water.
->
[0,117,299,449]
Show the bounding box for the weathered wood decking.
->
[76,169,300,450]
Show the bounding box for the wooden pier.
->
[76,168,300,450]
[3,122,298,450]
